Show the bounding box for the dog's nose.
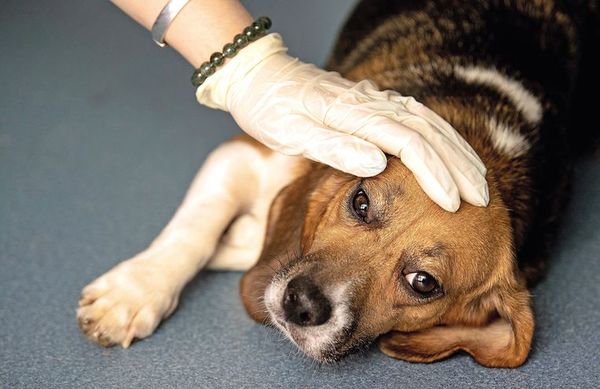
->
[282,276,332,326]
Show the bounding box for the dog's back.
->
[328,0,599,283]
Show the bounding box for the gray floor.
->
[1,1,599,388]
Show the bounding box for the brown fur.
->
[241,154,534,366]
[240,0,593,367]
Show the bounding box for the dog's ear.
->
[240,171,316,323]
[378,281,534,368]
[263,164,350,255]
[261,176,311,257]
[300,171,352,253]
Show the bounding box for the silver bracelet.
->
[151,0,192,47]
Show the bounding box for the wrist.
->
[165,0,253,67]
[196,33,289,111]
[111,0,253,68]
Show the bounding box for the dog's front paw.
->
[77,255,180,348]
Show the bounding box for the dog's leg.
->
[77,136,302,348]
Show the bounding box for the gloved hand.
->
[196,33,488,212]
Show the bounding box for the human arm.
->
[109,0,489,211]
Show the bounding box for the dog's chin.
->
[263,276,361,363]
[272,318,347,362]
[268,314,353,363]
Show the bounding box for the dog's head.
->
[241,156,533,368]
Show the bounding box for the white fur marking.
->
[264,277,352,361]
[488,117,530,158]
[454,65,543,124]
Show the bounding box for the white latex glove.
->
[196,33,488,212]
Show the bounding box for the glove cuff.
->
[195,33,288,111]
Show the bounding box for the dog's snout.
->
[282,276,332,326]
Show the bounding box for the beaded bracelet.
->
[191,16,272,87]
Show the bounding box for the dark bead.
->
[233,33,249,49]
[257,16,272,30]
[209,52,224,67]
[199,61,215,77]
[191,69,207,87]
[222,42,237,58]
[251,21,264,35]
[243,26,257,41]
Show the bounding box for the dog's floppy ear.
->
[240,171,316,323]
[261,175,311,257]
[300,170,352,253]
[378,281,534,368]
[256,158,354,258]
[263,163,350,255]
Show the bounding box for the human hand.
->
[196,34,488,212]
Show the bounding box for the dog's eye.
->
[405,272,439,295]
[351,189,370,221]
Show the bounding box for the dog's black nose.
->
[282,276,332,326]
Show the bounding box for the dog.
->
[77,0,599,368]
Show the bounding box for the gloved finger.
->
[348,114,489,210]
[405,117,490,207]
[338,116,460,211]
[321,85,487,180]
[397,132,461,212]
[423,132,489,207]
[322,95,488,208]
[252,115,387,177]
[385,114,489,207]
[347,113,489,208]
[392,95,487,176]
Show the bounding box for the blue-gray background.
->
[1,1,598,388]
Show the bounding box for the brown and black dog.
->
[78,0,599,368]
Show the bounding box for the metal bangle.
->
[151,0,192,48]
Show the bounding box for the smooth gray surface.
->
[1,1,599,388]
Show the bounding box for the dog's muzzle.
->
[264,270,354,362]
[282,275,332,326]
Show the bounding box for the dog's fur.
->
[77,0,599,368]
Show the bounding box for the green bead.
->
[251,21,264,35]
[209,52,224,66]
[191,69,207,87]
[222,42,237,58]
[243,26,257,41]
[199,61,215,77]
[233,33,249,49]
[257,16,272,30]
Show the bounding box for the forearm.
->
[110,0,253,67]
